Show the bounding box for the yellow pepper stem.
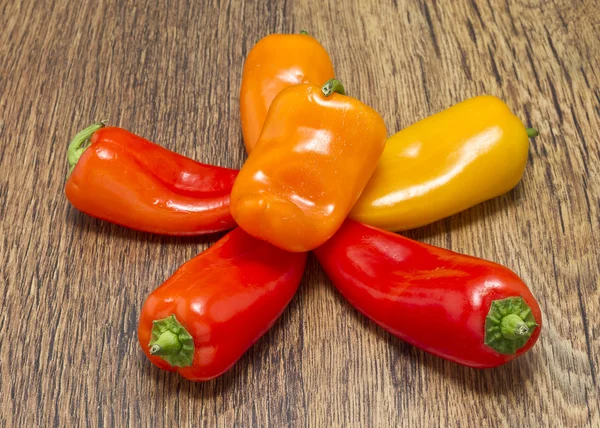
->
[526,127,539,138]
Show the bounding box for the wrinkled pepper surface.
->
[350,95,538,231]
[138,227,307,381]
[314,220,542,368]
[240,32,335,153]
[231,79,387,252]
[65,123,238,235]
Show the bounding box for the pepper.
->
[65,123,238,235]
[314,220,542,368]
[350,95,538,231]
[231,79,387,252]
[138,227,307,381]
[240,32,335,153]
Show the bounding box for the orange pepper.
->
[231,79,387,252]
[240,32,335,153]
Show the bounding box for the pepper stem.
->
[67,122,105,177]
[148,315,195,367]
[300,30,308,35]
[500,314,530,340]
[321,78,346,97]
[526,127,539,138]
[149,331,182,356]
[484,297,538,354]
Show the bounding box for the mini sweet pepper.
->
[240,32,335,153]
[315,219,542,368]
[231,79,387,252]
[65,123,238,235]
[350,95,538,231]
[138,227,307,381]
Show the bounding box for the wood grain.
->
[1,0,598,426]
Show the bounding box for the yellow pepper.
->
[350,95,537,231]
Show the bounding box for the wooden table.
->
[1,0,598,426]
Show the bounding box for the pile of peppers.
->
[66,32,542,381]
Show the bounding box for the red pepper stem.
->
[322,78,346,97]
[67,122,105,177]
[500,314,530,339]
[149,331,182,356]
[148,315,195,367]
[484,297,538,355]
[526,127,539,138]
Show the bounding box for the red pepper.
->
[65,123,238,235]
[314,220,542,368]
[137,227,307,381]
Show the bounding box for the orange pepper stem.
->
[526,127,539,138]
[66,122,105,177]
[300,30,308,35]
[322,78,346,97]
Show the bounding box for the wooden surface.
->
[1,0,599,426]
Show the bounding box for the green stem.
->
[299,30,308,35]
[500,314,530,340]
[149,331,182,356]
[484,297,538,354]
[67,122,105,177]
[526,127,539,138]
[321,78,346,97]
[148,315,194,367]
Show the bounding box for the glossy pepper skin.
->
[138,227,307,381]
[350,95,536,231]
[240,32,335,153]
[65,123,238,235]
[314,220,542,368]
[231,80,387,252]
